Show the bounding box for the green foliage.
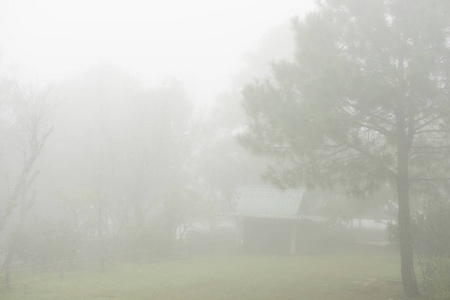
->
[386,221,399,245]
[11,217,79,267]
[106,187,216,258]
[411,202,450,298]
[388,201,450,298]
[412,203,450,268]
[241,0,450,192]
[429,258,450,300]
[122,222,167,258]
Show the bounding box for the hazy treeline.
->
[0,21,298,277]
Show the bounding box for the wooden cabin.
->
[234,187,326,255]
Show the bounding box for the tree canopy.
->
[241,0,450,296]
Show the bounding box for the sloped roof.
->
[234,186,305,219]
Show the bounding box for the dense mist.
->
[2,1,450,299]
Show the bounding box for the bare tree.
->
[0,84,54,287]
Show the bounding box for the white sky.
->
[0,0,314,106]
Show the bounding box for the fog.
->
[1,1,450,299]
[0,0,314,108]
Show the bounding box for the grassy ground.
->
[0,251,410,300]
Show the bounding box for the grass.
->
[0,251,410,300]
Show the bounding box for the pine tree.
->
[241,0,450,297]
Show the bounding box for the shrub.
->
[13,217,79,267]
[428,258,450,300]
[386,201,450,298]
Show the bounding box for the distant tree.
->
[0,85,53,232]
[199,22,297,208]
[0,84,54,287]
[240,0,450,297]
[51,65,206,256]
[120,79,195,228]
[52,65,195,229]
[159,187,215,255]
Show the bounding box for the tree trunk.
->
[397,142,420,297]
